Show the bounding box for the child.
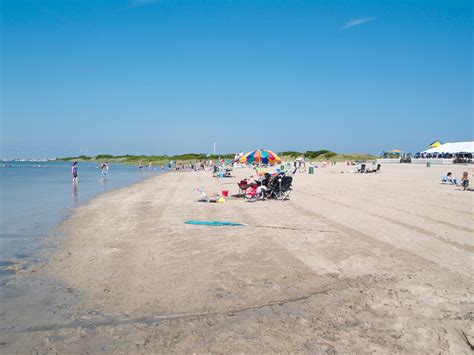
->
[72,162,78,183]
[441,172,461,185]
[101,162,109,180]
[442,172,455,184]
[460,171,469,191]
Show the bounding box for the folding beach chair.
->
[196,188,219,203]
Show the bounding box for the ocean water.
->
[0,161,162,284]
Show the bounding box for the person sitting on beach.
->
[262,173,272,187]
[256,181,268,198]
[442,172,456,184]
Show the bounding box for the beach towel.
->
[185,220,246,227]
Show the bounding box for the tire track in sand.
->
[296,192,474,253]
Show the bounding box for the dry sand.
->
[2,163,473,353]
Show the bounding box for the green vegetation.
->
[328,153,377,162]
[60,155,92,161]
[278,150,333,159]
[95,154,114,160]
[56,153,236,165]
[278,151,303,158]
[279,150,376,162]
[57,150,376,165]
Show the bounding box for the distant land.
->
[55,151,377,164]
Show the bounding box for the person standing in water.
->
[101,162,109,180]
[72,162,79,183]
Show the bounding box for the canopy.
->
[421,141,474,154]
[387,149,402,154]
[429,140,442,148]
[239,149,281,165]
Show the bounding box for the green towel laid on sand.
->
[185,220,246,227]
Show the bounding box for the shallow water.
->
[0,161,163,283]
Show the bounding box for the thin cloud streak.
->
[340,17,375,30]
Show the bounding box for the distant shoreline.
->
[53,151,377,165]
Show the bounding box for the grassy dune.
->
[57,151,376,165]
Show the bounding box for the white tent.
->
[421,141,474,154]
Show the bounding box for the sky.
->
[1,0,472,158]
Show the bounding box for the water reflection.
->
[72,182,78,204]
[100,177,108,193]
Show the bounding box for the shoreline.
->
[17,169,163,276]
[1,165,473,353]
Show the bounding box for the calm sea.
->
[0,161,163,284]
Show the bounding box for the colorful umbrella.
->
[239,149,281,165]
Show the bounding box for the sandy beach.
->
[2,163,473,353]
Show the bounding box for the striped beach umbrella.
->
[239,149,281,165]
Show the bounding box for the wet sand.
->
[1,164,473,353]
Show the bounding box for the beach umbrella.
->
[387,149,402,154]
[239,149,281,165]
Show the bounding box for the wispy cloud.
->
[340,17,375,30]
[129,0,161,7]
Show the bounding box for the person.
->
[256,181,267,198]
[101,162,109,180]
[460,171,469,191]
[442,172,455,184]
[262,173,272,187]
[71,162,78,183]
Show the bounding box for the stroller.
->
[267,173,293,200]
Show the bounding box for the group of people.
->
[175,161,206,171]
[238,170,293,201]
[212,164,233,177]
[137,161,166,171]
[442,171,470,191]
[71,161,109,183]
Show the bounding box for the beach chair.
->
[238,179,249,193]
[357,164,367,173]
[238,179,257,194]
[366,164,381,174]
[196,188,219,203]
[245,185,263,202]
[273,175,292,200]
[267,174,292,200]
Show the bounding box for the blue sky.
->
[2,0,472,158]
